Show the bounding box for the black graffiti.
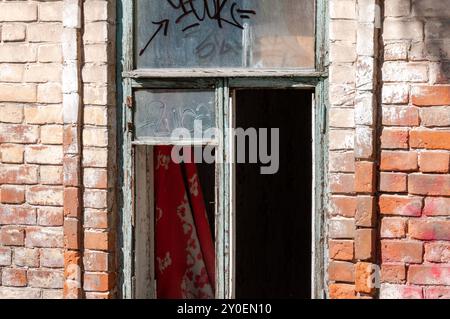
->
[139,0,256,56]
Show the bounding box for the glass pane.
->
[134,89,216,140]
[135,0,315,69]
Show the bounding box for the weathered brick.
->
[379,172,407,193]
[0,287,41,299]
[37,83,62,104]
[84,251,109,272]
[28,269,63,288]
[0,84,37,103]
[39,2,63,22]
[381,128,409,150]
[424,242,450,263]
[420,107,450,127]
[24,105,62,124]
[0,185,25,204]
[382,106,419,126]
[83,168,108,189]
[410,129,450,150]
[355,262,377,294]
[380,284,423,299]
[25,145,63,165]
[40,166,63,185]
[26,186,63,206]
[328,261,355,283]
[381,240,423,263]
[379,195,423,216]
[424,287,450,299]
[84,231,109,251]
[385,0,411,17]
[409,219,450,241]
[423,197,450,216]
[0,3,37,21]
[38,44,62,63]
[0,227,24,246]
[383,20,423,41]
[83,189,107,209]
[0,64,24,82]
[418,151,449,173]
[13,248,39,268]
[41,125,63,145]
[0,165,38,185]
[40,248,64,268]
[330,174,355,194]
[84,272,112,292]
[0,247,12,266]
[411,85,450,106]
[37,207,63,226]
[355,228,375,261]
[355,196,376,227]
[408,265,450,285]
[382,84,409,104]
[329,130,354,150]
[28,23,63,43]
[355,162,375,194]
[0,104,23,123]
[380,217,407,239]
[329,152,355,173]
[0,206,36,225]
[382,61,428,82]
[0,124,38,144]
[25,227,63,248]
[381,263,406,284]
[0,144,24,164]
[84,209,108,229]
[1,24,26,42]
[408,174,450,196]
[380,151,418,171]
[1,268,27,287]
[329,240,354,261]
[329,283,356,299]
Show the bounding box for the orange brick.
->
[329,240,354,261]
[408,174,450,196]
[412,85,450,106]
[381,240,423,263]
[418,151,449,173]
[381,151,417,171]
[410,129,450,150]
[379,195,423,216]
[381,263,406,284]
[381,128,409,149]
[328,261,355,283]
[0,185,25,204]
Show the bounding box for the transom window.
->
[119,0,327,299]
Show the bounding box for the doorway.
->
[234,89,313,298]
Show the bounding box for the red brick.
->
[26,186,63,206]
[40,248,64,268]
[25,227,63,248]
[84,209,108,229]
[0,185,25,204]
[379,172,407,193]
[354,162,375,194]
[328,261,355,283]
[380,217,407,238]
[329,240,354,261]
[381,263,406,284]
[63,156,80,187]
[329,219,355,239]
[13,248,39,267]
[330,173,355,194]
[424,286,450,299]
[0,124,38,144]
[380,284,423,299]
[381,128,409,149]
[408,265,450,285]
[409,219,450,241]
[381,240,423,263]
[37,207,63,226]
[0,247,11,266]
[64,218,80,250]
[84,231,109,251]
[84,251,109,272]
[27,269,63,288]
[355,196,376,227]
[329,283,356,299]
[425,242,450,263]
[63,187,81,218]
[0,227,24,246]
[423,197,450,216]
[380,151,418,171]
[412,85,450,106]
[84,273,113,292]
[329,151,355,172]
[0,206,36,225]
[382,106,419,126]
[410,129,450,150]
[379,195,423,216]
[355,262,376,294]
[0,164,38,184]
[355,228,375,261]
[329,196,357,217]
[418,151,449,173]
[408,174,450,196]
[1,268,27,287]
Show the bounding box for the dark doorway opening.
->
[234,89,313,299]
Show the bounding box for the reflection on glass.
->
[135,0,315,69]
[134,90,216,140]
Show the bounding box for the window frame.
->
[117,0,329,299]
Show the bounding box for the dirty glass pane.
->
[134,90,216,140]
[135,0,315,69]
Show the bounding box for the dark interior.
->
[234,89,313,299]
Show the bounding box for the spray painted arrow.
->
[139,19,170,56]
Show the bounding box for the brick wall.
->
[327,0,450,299]
[0,0,116,299]
[379,0,450,299]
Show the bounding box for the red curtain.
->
[154,146,215,299]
